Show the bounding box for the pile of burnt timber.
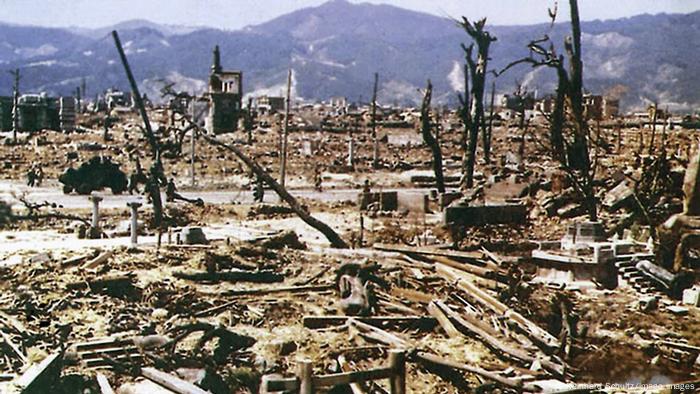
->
[368,243,571,387]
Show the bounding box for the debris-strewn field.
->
[1,101,699,394]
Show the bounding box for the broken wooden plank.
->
[391,287,433,304]
[348,319,411,348]
[96,373,115,394]
[338,355,367,394]
[431,255,503,281]
[303,316,436,330]
[13,353,62,394]
[81,250,113,270]
[427,302,461,338]
[61,252,93,267]
[480,247,505,267]
[415,352,539,391]
[0,311,30,335]
[435,263,505,292]
[141,367,209,394]
[373,243,483,262]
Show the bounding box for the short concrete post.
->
[388,349,406,394]
[88,194,103,238]
[347,136,355,167]
[296,359,313,394]
[127,201,142,248]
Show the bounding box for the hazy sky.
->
[1,0,699,29]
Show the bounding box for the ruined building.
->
[206,45,243,134]
[0,93,76,132]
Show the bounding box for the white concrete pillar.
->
[127,201,142,247]
[88,194,103,238]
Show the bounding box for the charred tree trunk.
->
[420,80,445,194]
[484,81,496,164]
[567,0,596,221]
[459,64,471,187]
[459,18,496,189]
[550,64,568,162]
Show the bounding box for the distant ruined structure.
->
[206,45,243,134]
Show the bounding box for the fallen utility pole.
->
[280,68,292,186]
[202,134,349,248]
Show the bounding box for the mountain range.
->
[0,0,698,112]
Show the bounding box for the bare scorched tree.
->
[499,0,598,220]
[458,18,497,190]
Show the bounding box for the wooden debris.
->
[142,367,209,394]
[415,352,539,391]
[439,264,560,352]
[81,250,113,270]
[0,330,27,364]
[373,243,483,263]
[96,373,115,394]
[173,269,283,283]
[426,302,461,338]
[303,315,437,329]
[12,352,63,394]
[433,300,566,377]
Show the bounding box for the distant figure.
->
[128,157,146,195]
[314,165,323,192]
[253,175,265,203]
[33,163,44,186]
[362,179,371,195]
[164,177,204,206]
[165,178,177,202]
[26,165,36,187]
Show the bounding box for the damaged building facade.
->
[0,93,76,132]
[206,45,243,134]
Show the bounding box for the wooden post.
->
[371,72,379,169]
[10,68,19,144]
[280,69,292,187]
[297,359,313,394]
[388,349,406,394]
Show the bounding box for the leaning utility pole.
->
[280,69,292,187]
[9,69,20,144]
[371,72,379,169]
[190,103,196,187]
[112,30,158,158]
